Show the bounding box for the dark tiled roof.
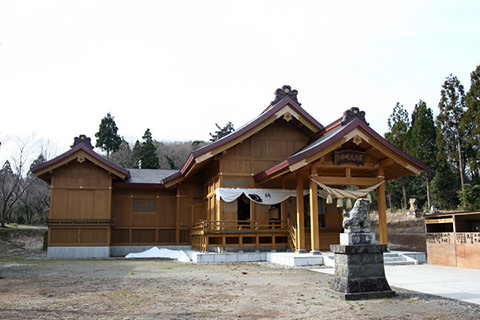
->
[125,169,178,184]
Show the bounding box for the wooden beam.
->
[379,158,393,167]
[315,176,383,186]
[311,161,377,170]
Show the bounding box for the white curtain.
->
[216,188,297,205]
[216,187,340,205]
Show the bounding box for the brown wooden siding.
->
[48,161,113,246]
[219,119,309,175]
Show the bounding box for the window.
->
[132,198,157,213]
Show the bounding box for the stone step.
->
[383,256,416,265]
[384,253,402,258]
[384,257,407,262]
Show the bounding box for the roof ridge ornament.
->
[341,107,368,126]
[271,85,301,106]
[71,134,94,149]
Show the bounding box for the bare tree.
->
[0,144,30,227]
[0,139,51,227]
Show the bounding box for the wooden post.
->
[176,191,180,244]
[377,166,388,245]
[309,179,320,253]
[250,176,256,228]
[219,175,224,222]
[281,179,286,229]
[296,174,306,252]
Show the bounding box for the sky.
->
[1,1,479,167]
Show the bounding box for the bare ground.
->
[1,228,479,319]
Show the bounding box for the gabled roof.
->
[32,138,130,183]
[162,87,324,187]
[255,111,426,182]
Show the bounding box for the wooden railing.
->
[192,220,283,234]
[286,217,297,252]
[191,220,289,252]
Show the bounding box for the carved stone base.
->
[329,244,394,300]
[340,232,375,245]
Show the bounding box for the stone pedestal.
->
[330,234,394,300]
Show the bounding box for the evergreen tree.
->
[385,102,410,210]
[135,129,160,169]
[463,65,480,184]
[431,159,460,210]
[95,112,122,160]
[132,140,142,169]
[436,74,467,187]
[409,100,437,209]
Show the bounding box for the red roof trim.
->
[162,95,324,185]
[255,118,426,181]
[254,160,290,181]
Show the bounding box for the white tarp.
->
[216,188,297,205]
[125,247,190,262]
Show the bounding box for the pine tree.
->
[463,65,480,184]
[132,140,142,169]
[431,158,459,210]
[95,112,122,160]
[135,129,160,169]
[385,102,410,210]
[409,100,437,209]
[436,74,467,187]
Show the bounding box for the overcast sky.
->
[1,1,479,166]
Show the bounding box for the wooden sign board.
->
[334,150,365,166]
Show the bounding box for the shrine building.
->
[31,85,425,258]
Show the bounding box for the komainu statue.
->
[342,198,371,233]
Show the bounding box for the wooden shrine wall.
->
[219,120,309,175]
[48,160,113,246]
[111,181,205,246]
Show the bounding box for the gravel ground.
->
[1,259,480,320]
[1,228,479,319]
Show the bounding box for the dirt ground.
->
[1,228,480,319]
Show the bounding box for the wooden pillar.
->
[309,179,320,253]
[176,190,180,243]
[296,174,306,252]
[377,166,388,245]
[219,175,224,222]
[250,176,256,226]
[281,179,286,228]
